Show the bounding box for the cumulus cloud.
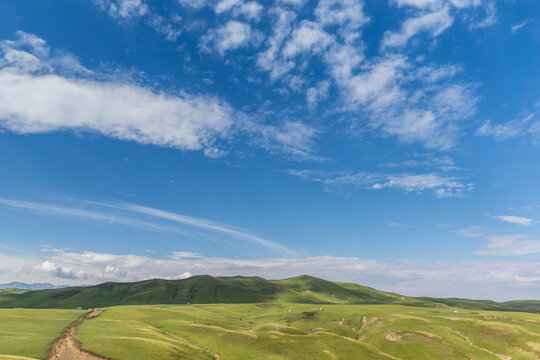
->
[201,21,261,55]
[0,31,318,159]
[41,261,87,280]
[95,0,148,19]
[282,21,333,58]
[95,0,183,41]
[215,0,264,21]
[2,249,540,300]
[0,32,233,154]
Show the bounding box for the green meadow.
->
[0,308,82,360]
[75,304,540,360]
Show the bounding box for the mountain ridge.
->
[0,282,69,290]
[0,274,538,313]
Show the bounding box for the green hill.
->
[0,275,538,313]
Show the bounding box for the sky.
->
[0,0,539,301]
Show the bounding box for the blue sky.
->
[0,0,539,300]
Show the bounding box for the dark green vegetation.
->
[76,304,540,360]
[0,275,539,313]
[0,288,27,295]
[0,308,82,359]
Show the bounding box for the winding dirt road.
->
[47,310,109,360]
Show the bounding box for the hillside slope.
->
[0,275,538,313]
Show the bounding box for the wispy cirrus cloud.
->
[381,6,453,48]
[475,234,540,256]
[494,215,533,226]
[289,169,473,198]
[95,0,183,40]
[476,112,539,141]
[511,20,529,33]
[0,197,294,255]
[457,225,540,256]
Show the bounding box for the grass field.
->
[75,304,540,360]
[0,308,83,360]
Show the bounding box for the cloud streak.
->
[289,169,473,198]
[494,215,533,226]
[0,197,294,255]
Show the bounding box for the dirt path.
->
[48,310,109,360]
[446,327,512,360]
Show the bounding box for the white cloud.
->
[370,173,473,198]
[96,0,148,19]
[178,0,211,9]
[456,226,485,238]
[0,32,317,159]
[0,32,233,154]
[476,112,539,141]
[201,21,260,55]
[278,0,308,6]
[256,7,297,79]
[215,0,263,20]
[245,120,322,161]
[306,81,330,108]
[494,215,533,226]
[0,71,232,152]
[332,54,477,150]
[314,0,369,43]
[215,0,242,14]
[2,249,540,300]
[0,197,294,255]
[475,234,540,256]
[282,21,333,58]
[289,170,473,198]
[468,1,497,29]
[382,6,453,48]
[392,0,484,10]
[41,261,87,280]
[511,20,529,33]
[237,2,264,20]
[95,0,184,41]
[456,226,540,256]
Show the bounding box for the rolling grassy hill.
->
[74,304,540,360]
[0,275,538,313]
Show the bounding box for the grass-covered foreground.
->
[73,304,540,360]
[0,308,83,359]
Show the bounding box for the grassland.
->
[76,304,540,360]
[0,308,83,360]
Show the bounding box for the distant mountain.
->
[0,275,538,313]
[0,282,68,290]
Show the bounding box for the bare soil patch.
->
[385,333,402,342]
